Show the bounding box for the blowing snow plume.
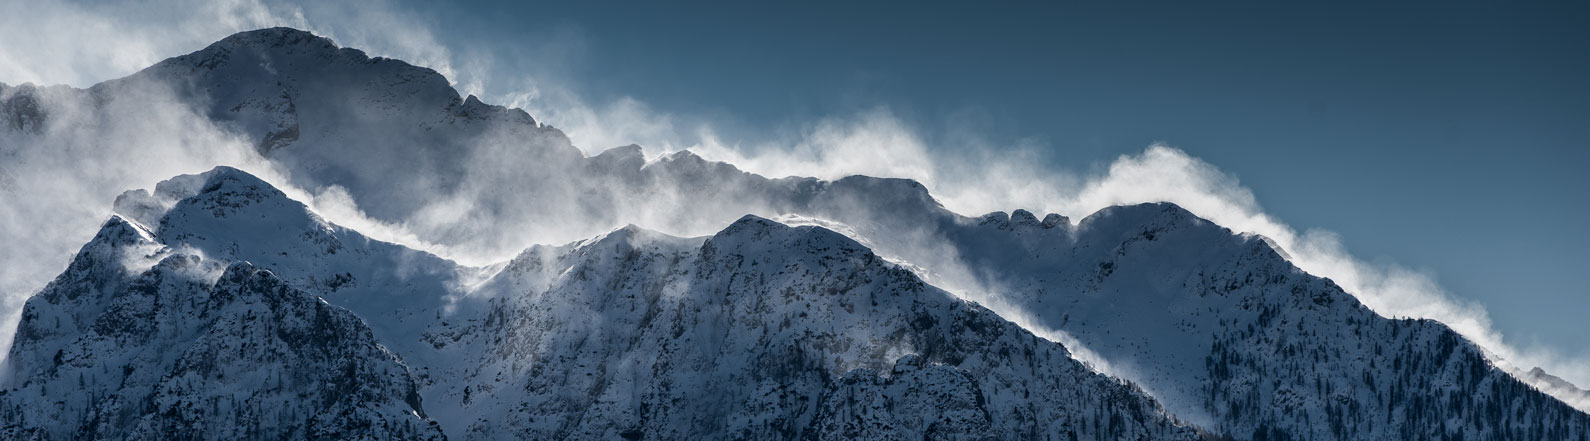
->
[694,128,1590,411]
[0,78,266,357]
[1063,146,1590,410]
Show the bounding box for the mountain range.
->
[1,27,1586,440]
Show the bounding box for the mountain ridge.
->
[3,167,1203,440]
[2,27,1587,440]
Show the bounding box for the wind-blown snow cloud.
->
[0,77,444,367]
[1065,146,1590,406]
[700,126,1590,406]
[503,75,1590,398]
[0,79,265,360]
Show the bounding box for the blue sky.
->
[1,0,1584,380]
[415,1,1590,361]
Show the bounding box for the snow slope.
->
[1,167,1199,440]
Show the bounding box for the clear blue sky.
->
[410,2,1588,363]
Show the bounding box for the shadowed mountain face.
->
[2,167,1199,440]
[2,27,1587,440]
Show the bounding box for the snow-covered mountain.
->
[945,205,1590,439]
[0,215,444,440]
[1,167,1200,440]
[2,27,1587,440]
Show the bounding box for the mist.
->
[0,79,257,359]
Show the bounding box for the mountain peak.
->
[1075,201,1210,237]
[144,167,346,267]
[92,214,154,246]
[205,27,342,58]
[123,166,300,227]
[1041,212,1070,228]
[714,214,792,240]
[972,209,1067,231]
[194,166,280,196]
[112,167,246,230]
[576,223,696,253]
[1524,366,1590,398]
[706,214,871,262]
[593,144,645,162]
[143,27,349,79]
